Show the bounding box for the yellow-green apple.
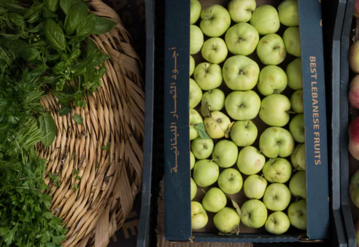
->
[287,200,307,230]
[289,171,306,199]
[262,158,292,184]
[201,38,228,64]
[225,23,259,56]
[190,78,202,109]
[190,0,201,24]
[241,199,268,228]
[257,65,288,96]
[202,187,227,213]
[190,55,195,76]
[257,34,286,65]
[228,0,256,23]
[237,146,265,175]
[190,25,204,55]
[212,140,239,168]
[259,94,291,127]
[222,55,260,90]
[190,151,195,170]
[349,117,359,160]
[200,5,231,37]
[278,0,299,26]
[225,90,261,120]
[202,89,225,111]
[265,212,290,235]
[290,144,301,170]
[204,111,231,139]
[230,120,258,147]
[250,5,280,35]
[350,168,359,208]
[190,109,203,140]
[194,62,222,90]
[289,114,305,143]
[350,41,359,73]
[191,201,208,230]
[294,144,306,170]
[291,89,304,113]
[218,168,243,194]
[244,175,268,199]
[263,183,291,211]
[213,207,240,233]
[191,137,214,159]
[259,127,295,158]
[349,75,359,109]
[287,58,303,90]
[283,27,301,57]
[193,159,219,187]
[191,177,197,200]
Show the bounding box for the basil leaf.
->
[28,23,44,33]
[70,48,81,60]
[64,1,88,35]
[92,16,117,34]
[29,64,47,79]
[2,2,26,15]
[0,33,20,40]
[8,13,24,27]
[76,14,96,38]
[0,38,28,54]
[59,106,71,116]
[42,6,57,19]
[24,3,44,19]
[44,0,58,12]
[194,123,211,139]
[21,48,40,61]
[44,19,66,51]
[73,114,83,124]
[59,0,73,14]
[39,113,57,148]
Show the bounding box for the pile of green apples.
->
[189,0,307,236]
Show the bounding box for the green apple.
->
[263,183,291,211]
[218,168,243,194]
[190,109,203,140]
[295,144,306,170]
[259,127,295,158]
[290,144,301,170]
[244,175,267,199]
[257,65,288,96]
[204,111,231,139]
[201,38,228,64]
[194,62,222,90]
[193,159,219,187]
[241,199,268,228]
[202,89,225,111]
[190,151,195,170]
[289,114,305,143]
[289,171,306,199]
[190,78,202,109]
[214,207,240,233]
[190,25,204,55]
[263,158,292,184]
[190,0,201,24]
[237,146,265,175]
[287,58,303,90]
[260,94,291,127]
[202,187,227,213]
[222,55,260,90]
[225,23,259,56]
[191,137,214,159]
[291,89,304,113]
[200,5,231,37]
[283,27,301,57]
[288,200,307,230]
[265,212,290,235]
[278,0,299,27]
[250,5,280,35]
[190,55,195,76]
[350,169,359,208]
[230,120,258,147]
[212,140,238,168]
[228,0,256,23]
[257,34,286,65]
[191,201,208,230]
[225,90,261,120]
[191,177,197,200]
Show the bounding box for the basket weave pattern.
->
[38,1,144,246]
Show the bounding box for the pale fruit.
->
[228,0,256,23]
[214,207,240,233]
[259,127,295,158]
[190,109,203,140]
[259,94,291,127]
[202,89,225,111]
[201,38,228,64]
[190,0,201,24]
[193,159,219,187]
[295,144,306,170]
[241,199,268,228]
[194,62,222,90]
[190,151,195,170]
[263,183,291,211]
[191,178,197,200]
[250,5,280,35]
[218,168,243,195]
[204,111,231,139]
[190,78,202,109]
[202,187,227,213]
[200,5,231,37]
[190,25,204,55]
[278,0,299,26]
[190,55,195,76]
[289,114,305,143]
[289,171,307,199]
[225,90,261,120]
[230,120,258,147]
[257,34,286,65]
[257,65,288,96]
[243,175,267,199]
[287,58,303,90]
[237,146,266,175]
[191,137,214,159]
[225,23,259,56]
[288,200,307,230]
[283,27,301,57]
[262,158,292,184]
[291,89,304,113]
[212,140,239,168]
[265,211,290,235]
[191,201,208,230]
[290,144,302,170]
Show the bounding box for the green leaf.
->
[73,114,83,124]
[200,99,211,118]
[92,16,117,34]
[24,3,44,19]
[64,1,88,35]
[69,49,81,60]
[0,227,9,236]
[29,64,47,79]
[0,33,21,40]
[8,13,24,27]
[28,23,44,33]
[39,113,57,148]
[194,123,211,139]
[44,0,59,12]
[2,2,26,15]
[21,48,40,61]
[76,14,96,38]
[102,142,110,150]
[59,107,71,116]
[44,19,66,51]
[59,0,74,14]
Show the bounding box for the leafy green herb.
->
[194,123,211,139]
[44,19,66,51]
[102,142,111,151]
[39,113,57,148]
[73,114,83,124]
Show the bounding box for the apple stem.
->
[273,89,279,94]
[260,174,264,179]
[286,110,296,114]
[246,121,250,128]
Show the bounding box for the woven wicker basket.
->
[37,1,145,246]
